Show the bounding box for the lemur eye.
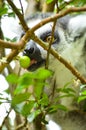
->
[45,35,55,43]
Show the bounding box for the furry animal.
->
[23,13,86,130]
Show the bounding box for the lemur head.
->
[23,13,86,74]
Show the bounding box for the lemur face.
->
[23,13,68,71]
[23,13,86,75]
[23,21,61,71]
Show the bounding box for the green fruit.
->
[19,56,31,68]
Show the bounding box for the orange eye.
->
[45,35,55,43]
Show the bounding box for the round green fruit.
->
[19,56,31,68]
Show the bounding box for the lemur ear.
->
[68,14,86,38]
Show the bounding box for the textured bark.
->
[34,114,47,130]
[42,0,55,12]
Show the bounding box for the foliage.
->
[46,0,86,10]
[0,68,77,124]
[0,3,15,17]
[5,68,73,122]
[46,0,54,4]
[6,68,53,122]
[0,69,78,123]
[78,84,86,103]
[0,0,86,129]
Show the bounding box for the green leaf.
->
[13,68,52,94]
[38,93,49,107]
[46,0,54,4]
[56,104,67,111]
[58,0,63,3]
[21,101,35,117]
[69,0,86,7]
[57,82,76,94]
[0,102,2,105]
[12,103,24,113]
[48,104,67,113]
[62,88,75,94]
[80,84,86,90]
[14,73,33,94]
[0,97,6,100]
[34,80,44,99]
[6,74,19,84]
[81,90,86,95]
[34,68,52,80]
[11,93,30,106]
[0,7,8,16]
[27,110,41,122]
[78,96,86,103]
[8,12,15,17]
[78,89,86,103]
[5,37,17,42]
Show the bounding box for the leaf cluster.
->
[4,68,74,123]
[78,84,86,103]
[5,68,53,122]
[0,3,15,17]
[46,0,86,11]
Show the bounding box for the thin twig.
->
[15,118,27,130]
[0,108,11,129]
[0,39,19,49]
[19,0,24,15]
[45,20,57,69]
[30,6,86,32]
[6,0,28,31]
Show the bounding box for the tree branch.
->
[0,3,86,84]
[15,118,27,130]
[0,108,11,129]
[0,39,19,49]
[30,6,86,32]
[45,20,57,69]
[6,0,29,31]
